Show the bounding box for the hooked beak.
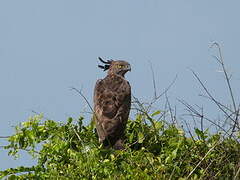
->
[126,64,131,72]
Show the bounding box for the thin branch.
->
[70,87,94,114]
[148,61,157,99]
[182,118,195,141]
[31,110,51,121]
[211,42,239,134]
[199,94,234,114]
[234,162,240,180]
[165,93,175,124]
[214,43,237,112]
[189,69,235,124]
[178,99,232,137]
[187,141,220,179]
[154,75,178,102]
[0,136,10,138]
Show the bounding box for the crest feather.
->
[98,57,113,71]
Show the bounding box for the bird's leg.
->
[113,139,124,150]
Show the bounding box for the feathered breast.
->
[94,74,131,120]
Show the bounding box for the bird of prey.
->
[93,57,131,150]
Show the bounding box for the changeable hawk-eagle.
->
[93,57,131,150]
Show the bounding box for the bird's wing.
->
[93,76,131,142]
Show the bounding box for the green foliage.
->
[1,113,240,179]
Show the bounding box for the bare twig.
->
[190,69,233,121]
[178,99,232,137]
[234,163,240,180]
[199,94,234,114]
[70,87,94,114]
[187,141,220,179]
[150,75,178,108]
[0,136,10,138]
[148,61,157,99]
[211,43,237,112]
[182,118,195,141]
[31,110,51,121]
[211,42,239,134]
[165,93,175,124]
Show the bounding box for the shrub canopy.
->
[1,113,240,179]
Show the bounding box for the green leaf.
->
[172,148,178,159]
[195,128,206,140]
[138,132,144,143]
[151,111,161,117]
[129,133,134,143]
[67,117,73,124]
[154,121,163,130]
[19,136,25,149]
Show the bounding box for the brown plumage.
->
[93,57,131,150]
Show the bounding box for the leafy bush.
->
[1,43,240,179]
[1,113,240,179]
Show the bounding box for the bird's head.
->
[98,57,131,77]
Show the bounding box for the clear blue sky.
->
[1,0,240,170]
